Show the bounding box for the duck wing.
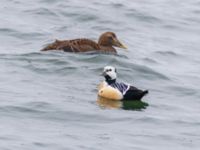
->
[123,86,148,101]
[41,39,100,52]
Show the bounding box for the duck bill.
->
[114,39,128,50]
[101,71,106,76]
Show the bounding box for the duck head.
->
[98,32,127,50]
[102,66,117,84]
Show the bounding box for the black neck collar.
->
[105,75,116,84]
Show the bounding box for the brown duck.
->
[41,32,127,54]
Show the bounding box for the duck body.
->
[98,66,148,101]
[41,32,126,54]
[98,80,148,101]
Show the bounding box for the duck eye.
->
[108,36,113,40]
[106,69,112,72]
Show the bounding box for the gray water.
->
[0,0,200,149]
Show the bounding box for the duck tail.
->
[143,90,149,95]
[41,39,61,51]
[41,46,49,51]
[137,90,148,100]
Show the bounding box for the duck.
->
[98,66,149,101]
[41,32,127,54]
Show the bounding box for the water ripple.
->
[1,0,200,149]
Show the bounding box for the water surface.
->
[0,0,200,149]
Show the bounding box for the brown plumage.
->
[41,32,127,54]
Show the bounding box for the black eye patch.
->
[106,69,112,72]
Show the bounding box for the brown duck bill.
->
[113,39,127,50]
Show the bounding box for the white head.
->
[102,66,117,80]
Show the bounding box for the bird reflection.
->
[97,96,149,111]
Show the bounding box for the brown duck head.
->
[98,32,127,51]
